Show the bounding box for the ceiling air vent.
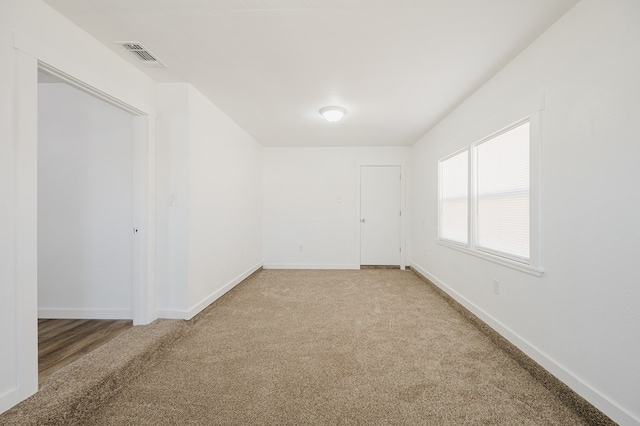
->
[118,42,166,68]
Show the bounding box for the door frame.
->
[36,62,151,324]
[12,34,156,406]
[356,162,407,270]
[8,32,157,412]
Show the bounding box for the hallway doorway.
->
[37,70,135,322]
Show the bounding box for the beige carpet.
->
[3,269,606,425]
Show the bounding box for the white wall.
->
[411,1,640,424]
[187,86,263,313]
[2,0,264,413]
[0,0,158,413]
[156,84,264,319]
[38,81,134,319]
[156,84,190,315]
[264,147,411,269]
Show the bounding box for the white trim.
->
[410,262,638,426]
[155,309,187,320]
[528,111,543,269]
[263,264,360,270]
[355,165,361,268]
[12,32,151,116]
[185,262,263,320]
[400,164,407,270]
[38,63,145,116]
[473,116,530,148]
[159,262,264,320]
[437,240,544,277]
[7,49,40,415]
[37,309,133,320]
[131,115,157,325]
[0,388,26,419]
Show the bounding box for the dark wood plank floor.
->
[38,319,133,385]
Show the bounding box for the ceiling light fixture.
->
[319,106,347,123]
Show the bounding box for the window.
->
[439,150,468,244]
[476,121,529,261]
[438,117,541,274]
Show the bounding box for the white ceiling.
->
[43,0,578,147]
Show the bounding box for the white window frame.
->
[438,111,543,277]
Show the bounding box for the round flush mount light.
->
[319,106,347,123]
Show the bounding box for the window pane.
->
[440,150,468,244]
[476,121,529,259]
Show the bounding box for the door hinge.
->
[400,210,402,216]
[400,247,402,252]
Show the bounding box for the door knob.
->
[361,219,365,223]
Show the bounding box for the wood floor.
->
[38,319,133,385]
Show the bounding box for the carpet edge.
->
[0,319,191,425]
[410,267,616,426]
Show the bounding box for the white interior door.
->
[360,166,401,266]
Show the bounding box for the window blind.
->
[476,121,530,260]
[440,150,468,244]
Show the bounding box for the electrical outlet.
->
[299,245,304,252]
[493,280,500,295]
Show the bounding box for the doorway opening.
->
[37,319,132,384]
[36,68,138,384]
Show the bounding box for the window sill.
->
[437,240,544,277]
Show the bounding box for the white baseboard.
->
[185,261,263,319]
[38,308,132,320]
[157,262,263,321]
[410,262,638,426]
[262,263,360,270]
[0,385,37,417]
[155,309,186,320]
[158,262,262,320]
